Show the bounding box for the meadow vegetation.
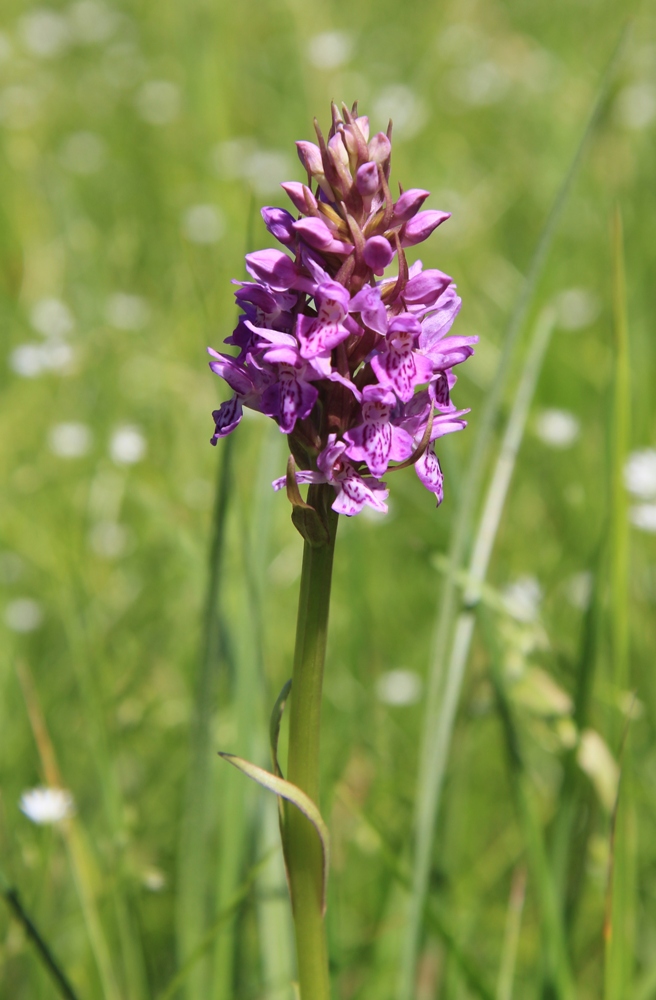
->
[1,1,655,998]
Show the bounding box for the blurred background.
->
[1,0,655,998]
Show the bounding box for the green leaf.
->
[218,753,330,915]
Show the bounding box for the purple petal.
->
[430,410,469,441]
[296,141,323,175]
[368,133,391,165]
[415,445,444,504]
[211,396,243,443]
[404,269,452,308]
[419,287,462,348]
[343,422,393,477]
[400,211,450,248]
[207,349,254,395]
[272,469,325,492]
[371,346,434,403]
[363,236,394,274]
[355,116,370,141]
[349,285,388,335]
[293,217,353,256]
[391,189,430,225]
[262,369,319,433]
[356,162,379,197]
[281,181,318,214]
[261,207,297,247]
[317,435,347,478]
[245,249,297,291]
[422,335,478,369]
[332,469,389,516]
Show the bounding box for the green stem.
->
[285,484,338,1000]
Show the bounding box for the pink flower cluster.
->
[208,102,477,516]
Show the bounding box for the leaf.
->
[286,455,330,547]
[269,678,292,779]
[218,753,330,915]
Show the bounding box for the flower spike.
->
[207,102,476,516]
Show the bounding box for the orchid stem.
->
[285,483,338,1000]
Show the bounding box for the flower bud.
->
[356,162,379,197]
[281,181,318,215]
[355,115,370,141]
[404,268,452,307]
[400,210,451,247]
[296,140,334,199]
[363,236,394,275]
[261,207,297,247]
[368,132,391,166]
[245,249,298,291]
[293,217,354,256]
[391,189,430,225]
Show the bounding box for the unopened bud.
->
[400,210,451,247]
[391,189,430,225]
[281,182,318,215]
[363,236,394,275]
[356,162,379,197]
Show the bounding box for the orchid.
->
[208,102,477,1000]
[208,100,476,516]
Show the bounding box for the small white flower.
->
[244,150,293,196]
[136,80,180,125]
[564,571,593,611]
[4,598,43,633]
[630,504,656,534]
[614,83,656,131]
[624,449,656,500]
[449,61,509,107]
[30,298,75,338]
[20,787,75,824]
[376,669,422,707]
[181,204,224,244]
[307,31,353,70]
[503,576,542,623]
[20,9,70,59]
[373,85,428,139]
[105,293,150,330]
[534,409,580,449]
[10,343,47,378]
[88,522,129,558]
[68,1,119,45]
[49,422,92,458]
[211,137,258,179]
[142,867,167,892]
[59,131,106,175]
[553,288,600,331]
[110,425,146,464]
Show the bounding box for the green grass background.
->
[1,0,655,997]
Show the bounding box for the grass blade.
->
[603,207,636,1000]
[398,29,629,999]
[1,875,80,1000]
[175,432,235,1000]
[481,609,576,1000]
[495,867,526,1000]
[16,661,122,1000]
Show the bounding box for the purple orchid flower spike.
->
[207,101,477,516]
